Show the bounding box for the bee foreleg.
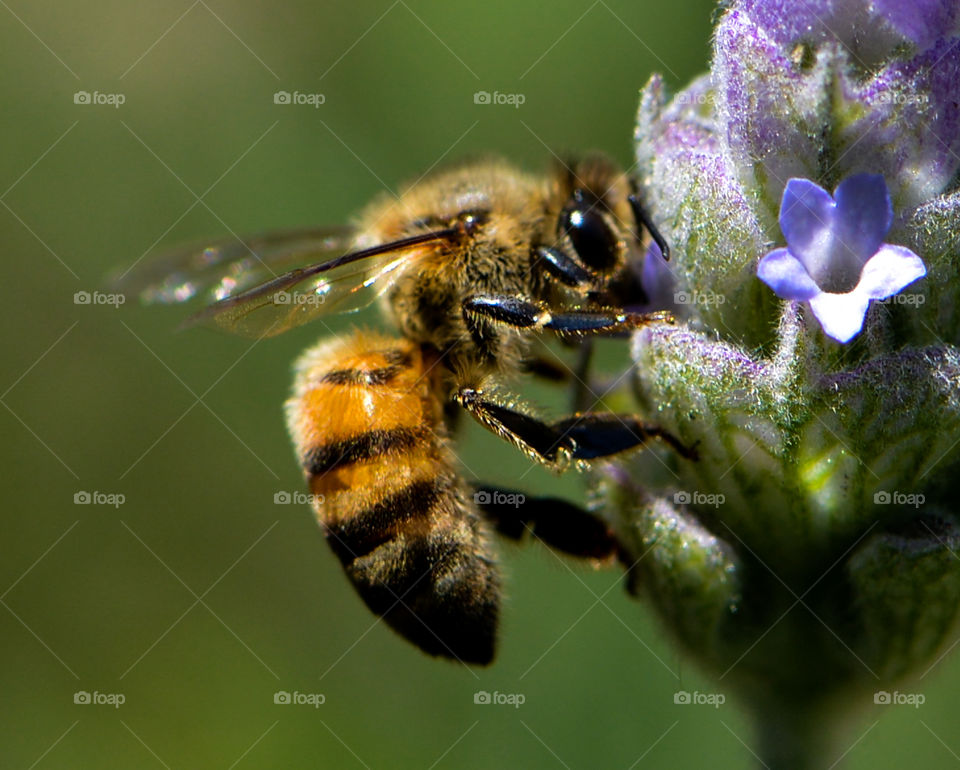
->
[463,293,673,336]
[462,295,549,329]
[471,484,625,564]
[535,246,594,287]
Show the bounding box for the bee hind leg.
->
[472,484,626,565]
[552,412,698,461]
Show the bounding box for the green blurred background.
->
[2,0,958,767]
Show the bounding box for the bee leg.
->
[472,484,624,561]
[521,355,570,382]
[462,294,673,336]
[521,343,596,411]
[552,413,698,461]
[535,246,594,287]
[455,388,696,464]
[628,192,670,260]
[570,338,594,413]
[454,388,574,465]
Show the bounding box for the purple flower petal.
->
[779,176,894,294]
[734,0,955,63]
[640,241,678,311]
[833,174,893,262]
[808,242,926,343]
[756,248,821,301]
[779,179,838,283]
[714,11,823,205]
[758,173,927,344]
[872,0,960,51]
[855,245,927,300]
[808,291,872,343]
[839,39,960,214]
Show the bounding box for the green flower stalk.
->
[602,0,960,766]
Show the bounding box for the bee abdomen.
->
[323,476,447,564]
[346,523,498,664]
[286,331,500,664]
[319,349,412,386]
[301,426,430,476]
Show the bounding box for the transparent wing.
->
[118,227,460,338]
[112,225,356,307]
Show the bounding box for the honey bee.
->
[119,154,694,665]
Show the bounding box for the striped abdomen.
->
[285,331,499,664]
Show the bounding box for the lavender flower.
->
[624,241,677,315]
[608,0,960,764]
[757,174,927,342]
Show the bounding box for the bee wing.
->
[112,225,356,307]
[144,227,459,338]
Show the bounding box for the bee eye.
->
[559,196,619,272]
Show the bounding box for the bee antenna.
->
[627,193,670,261]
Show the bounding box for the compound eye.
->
[559,195,620,272]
